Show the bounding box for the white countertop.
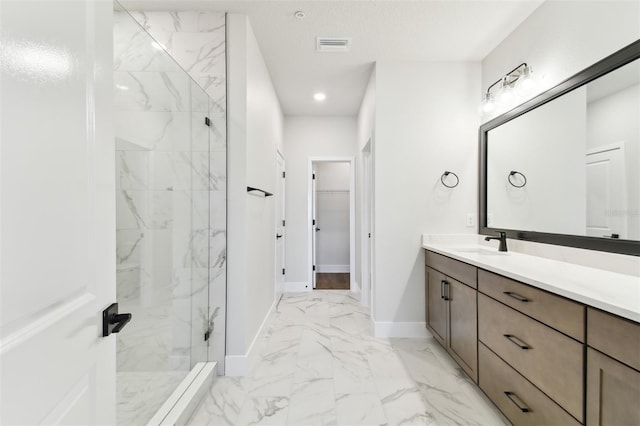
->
[422,237,640,323]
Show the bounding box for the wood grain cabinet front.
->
[586,308,640,425]
[479,343,581,426]
[478,293,584,422]
[425,251,478,382]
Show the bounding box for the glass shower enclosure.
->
[113,3,226,424]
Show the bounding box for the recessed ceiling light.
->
[313,92,326,102]
[294,11,305,19]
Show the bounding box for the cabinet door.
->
[426,267,447,346]
[448,278,478,382]
[587,348,640,426]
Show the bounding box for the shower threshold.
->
[146,362,217,426]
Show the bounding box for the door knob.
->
[276,234,283,239]
[102,303,132,337]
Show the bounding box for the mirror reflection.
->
[487,59,640,241]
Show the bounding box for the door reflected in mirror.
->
[486,58,639,241]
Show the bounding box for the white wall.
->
[587,83,640,240]
[226,14,283,372]
[481,1,640,122]
[315,162,350,272]
[373,61,481,327]
[283,117,358,286]
[487,87,587,235]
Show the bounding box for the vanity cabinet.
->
[586,308,640,426]
[425,251,478,382]
[478,270,585,424]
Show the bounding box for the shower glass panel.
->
[113,4,214,424]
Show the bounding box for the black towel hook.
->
[508,171,527,188]
[441,171,459,188]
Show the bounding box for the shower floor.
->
[117,371,187,426]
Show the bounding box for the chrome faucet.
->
[485,231,508,252]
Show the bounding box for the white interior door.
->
[586,143,627,238]
[275,153,286,297]
[312,170,317,289]
[362,145,373,306]
[0,1,116,424]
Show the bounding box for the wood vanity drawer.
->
[479,343,581,426]
[478,269,584,341]
[478,294,584,421]
[588,308,640,371]
[425,251,476,288]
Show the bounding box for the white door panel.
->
[1,1,115,424]
[586,143,627,238]
[275,153,285,297]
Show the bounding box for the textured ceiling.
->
[121,0,544,116]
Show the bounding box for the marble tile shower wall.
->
[113,10,227,373]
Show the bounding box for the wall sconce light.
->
[480,63,535,113]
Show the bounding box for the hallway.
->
[187,291,507,425]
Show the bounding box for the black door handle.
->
[276,234,283,239]
[316,228,320,232]
[103,303,132,337]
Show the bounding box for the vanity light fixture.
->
[480,63,534,112]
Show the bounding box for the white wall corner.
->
[225,297,278,376]
[284,282,312,292]
[374,321,432,338]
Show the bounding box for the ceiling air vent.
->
[316,37,352,53]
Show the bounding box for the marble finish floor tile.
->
[187,290,508,426]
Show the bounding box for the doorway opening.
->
[309,158,356,292]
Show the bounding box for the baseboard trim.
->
[224,297,278,376]
[284,281,312,292]
[316,265,350,273]
[374,321,432,338]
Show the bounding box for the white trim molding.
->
[374,321,432,338]
[316,264,350,273]
[307,156,356,293]
[224,298,278,376]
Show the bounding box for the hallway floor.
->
[187,291,508,425]
[315,273,350,290]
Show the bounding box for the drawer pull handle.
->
[504,334,530,350]
[504,291,529,302]
[442,280,450,301]
[504,391,530,413]
[441,280,445,299]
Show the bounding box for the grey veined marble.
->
[187,291,509,426]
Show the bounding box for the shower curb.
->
[146,362,217,426]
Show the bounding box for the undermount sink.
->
[449,247,507,256]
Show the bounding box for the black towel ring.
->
[441,171,459,188]
[508,171,527,188]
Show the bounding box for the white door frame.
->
[275,150,286,297]
[361,139,373,308]
[308,157,356,292]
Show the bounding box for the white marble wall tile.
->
[113,11,179,73]
[115,111,191,152]
[116,151,147,190]
[209,115,227,151]
[114,71,190,112]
